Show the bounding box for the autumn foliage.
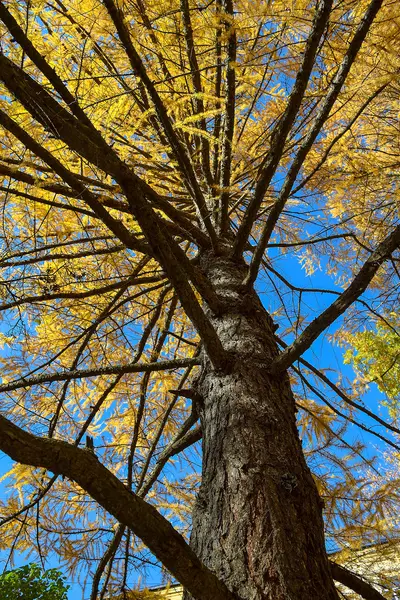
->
[0,0,399,598]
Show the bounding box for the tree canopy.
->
[0,0,399,598]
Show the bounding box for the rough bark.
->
[184,255,339,600]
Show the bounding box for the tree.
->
[0,563,69,600]
[0,0,398,598]
[344,314,400,412]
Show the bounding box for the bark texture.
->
[184,255,339,600]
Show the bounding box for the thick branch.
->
[212,0,223,183]
[270,224,400,373]
[329,561,387,600]
[0,51,197,249]
[0,415,236,600]
[0,52,127,180]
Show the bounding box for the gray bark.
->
[184,255,339,600]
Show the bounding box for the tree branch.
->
[180,0,213,188]
[0,414,236,600]
[90,524,125,600]
[0,162,211,249]
[138,385,202,500]
[293,363,400,451]
[0,275,163,313]
[102,0,218,247]
[330,560,387,600]
[245,0,384,286]
[0,49,196,252]
[0,155,115,189]
[139,425,202,499]
[291,349,400,438]
[0,108,227,369]
[0,163,114,201]
[0,185,97,218]
[291,81,388,197]
[0,235,115,263]
[0,244,125,269]
[233,0,333,258]
[0,0,105,137]
[0,357,201,395]
[218,0,236,234]
[0,52,124,179]
[0,109,152,257]
[270,224,400,373]
[212,0,223,183]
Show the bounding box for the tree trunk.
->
[184,255,339,600]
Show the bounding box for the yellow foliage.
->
[0,0,399,595]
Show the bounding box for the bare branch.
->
[330,561,387,600]
[138,425,202,499]
[270,224,400,373]
[264,233,359,249]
